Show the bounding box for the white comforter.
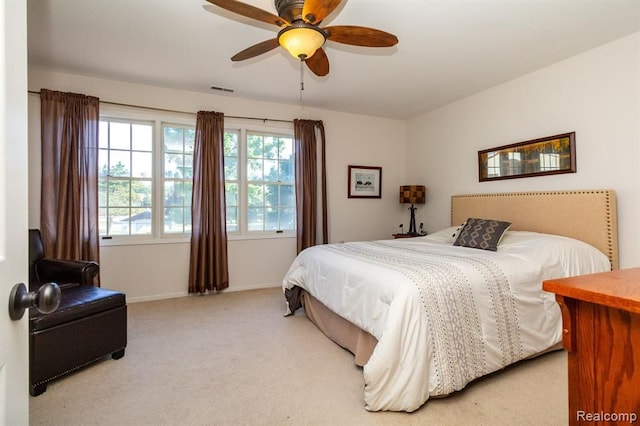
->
[282,228,611,412]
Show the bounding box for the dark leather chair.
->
[29,229,127,396]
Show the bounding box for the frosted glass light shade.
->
[278,25,326,59]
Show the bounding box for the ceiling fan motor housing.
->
[275,0,306,23]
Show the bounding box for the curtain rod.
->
[27,90,294,124]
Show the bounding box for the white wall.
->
[29,32,639,300]
[28,69,406,301]
[406,32,640,269]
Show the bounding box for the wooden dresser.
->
[543,268,640,425]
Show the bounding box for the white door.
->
[0,0,29,424]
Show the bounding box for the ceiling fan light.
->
[278,25,326,59]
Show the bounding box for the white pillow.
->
[424,225,466,244]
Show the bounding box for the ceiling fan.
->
[205,0,399,77]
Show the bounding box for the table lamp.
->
[399,185,426,236]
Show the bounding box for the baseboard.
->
[225,282,281,293]
[127,282,281,303]
[127,292,189,303]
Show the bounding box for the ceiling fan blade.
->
[231,38,281,61]
[305,48,329,77]
[323,25,398,47]
[206,0,289,27]
[302,0,342,24]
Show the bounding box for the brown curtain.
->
[294,119,328,253]
[40,89,100,278]
[188,111,229,293]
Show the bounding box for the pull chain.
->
[299,59,305,105]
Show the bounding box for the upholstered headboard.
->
[451,190,618,269]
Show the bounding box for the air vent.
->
[210,86,235,93]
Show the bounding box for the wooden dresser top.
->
[543,268,640,314]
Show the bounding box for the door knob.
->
[8,282,61,321]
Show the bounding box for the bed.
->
[282,190,618,412]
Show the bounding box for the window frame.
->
[162,122,195,236]
[98,106,296,246]
[98,117,155,239]
[224,122,296,239]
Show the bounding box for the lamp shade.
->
[399,185,426,204]
[278,23,326,59]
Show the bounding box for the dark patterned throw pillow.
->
[453,218,512,251]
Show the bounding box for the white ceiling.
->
[27,0,640,120]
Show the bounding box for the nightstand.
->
[392,233,425,239]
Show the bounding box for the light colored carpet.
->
[30,287,568,425]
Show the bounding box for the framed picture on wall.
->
[348,165,382,199]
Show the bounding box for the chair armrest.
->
[35,258,99,286]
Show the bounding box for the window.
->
[486,152,500,178]
[539,153,560,171]
[163,125,194,234]
[221,129,295,235]
[245,132,295,232]
[506,152,522,175]
[224,131,240,233]
[98,108,295,243]
[98,119,153,236]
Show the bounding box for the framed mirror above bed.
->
[478,132,576,181]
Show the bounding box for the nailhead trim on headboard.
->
[451,190,618,269]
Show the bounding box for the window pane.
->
[164,152,184,178]
[99,207,107,233]
[98,179,108,205]
[164,127,184,152]
[280,207,295,230]
[110,151,131,177]
[132,151,152,178]
[164,207,184,233]
[264,136,278,159]
[264,184,278,207]
[108,180,130,207]
[99,149,109,177]
[132,124,152,151]
[184,182,193,205]
[107,207,130,235]
[279,138,293,160]
[248,184,263,206]
[224,156,237,180]
[265,207,279,230]
[129,208,152,235]
[99,122,109,149]
[183,154,193,179]
[226,206,238,233]
[247,159,263,180]
[131,180,152,207]
[164,181,184,207]
[264,160,278,181]
[248,207,264,231]
[224,132,238,156]
[279,160,293,181]
[110,122,131,150]
[184,211,192,233]
[247,135,263,158]
[280,184,294,206]
[184,129,195,153]
[225,183,238,205]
